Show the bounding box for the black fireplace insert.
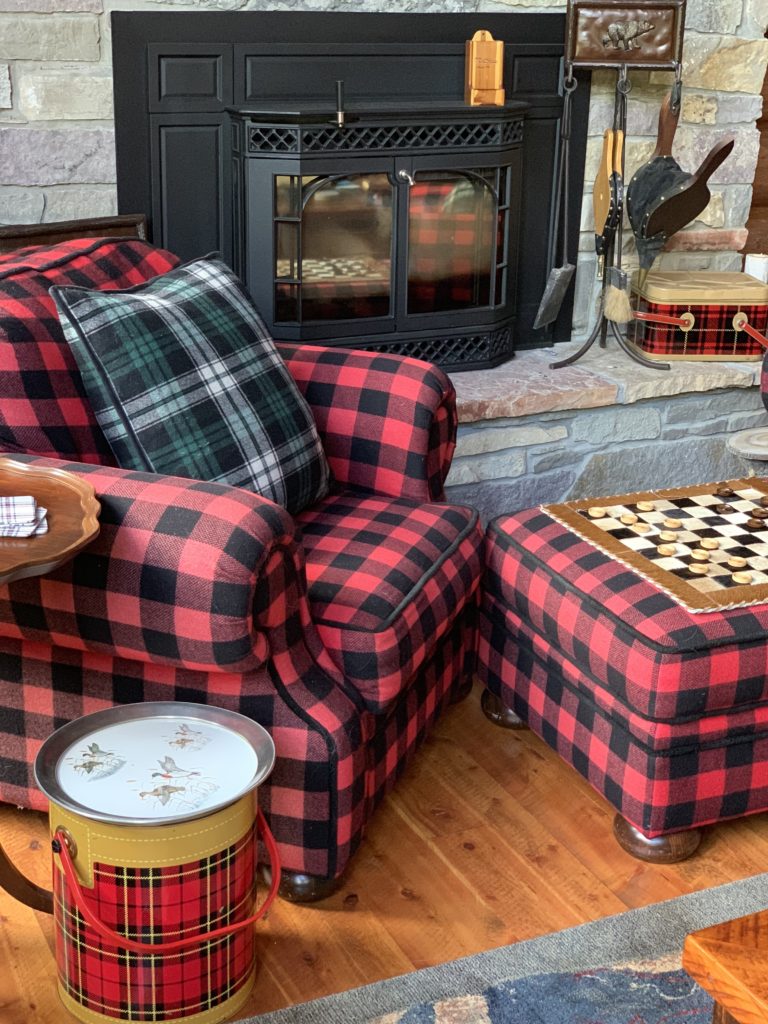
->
[112,11,589,366]
[230,102,526,369]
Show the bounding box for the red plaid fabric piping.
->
[630,298,767,358]
[54,824,257,1020]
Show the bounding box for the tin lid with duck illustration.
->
[633,271,768,305]
[34,702,276,825]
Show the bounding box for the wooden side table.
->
[0,457,100,585]
[683,909,768,1024]
[0,456,100,912]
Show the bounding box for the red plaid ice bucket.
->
[31,702,279,1024]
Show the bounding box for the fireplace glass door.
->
[274,172,394,323]
[273,164,510,326]
[406,167,508,316]
[232,104,526,367]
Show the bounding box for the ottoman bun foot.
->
[481,689,528,730]
[613,814,702,864]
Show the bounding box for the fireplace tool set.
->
[536,0,751,369]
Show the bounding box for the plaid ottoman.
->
[477,507,768,862]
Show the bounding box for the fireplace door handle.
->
[397,169,415,187]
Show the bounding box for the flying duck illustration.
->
[152,756,200,780]
[139,784,185,804]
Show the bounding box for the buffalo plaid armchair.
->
[0,235,483,900]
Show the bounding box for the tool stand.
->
[551,64,672,371]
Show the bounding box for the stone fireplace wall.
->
[1,0,767,346]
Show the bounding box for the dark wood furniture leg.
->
[480,688,528,729]
[273,869,343,903]
[613,814,701,863]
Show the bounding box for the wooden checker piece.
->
[542,479,768,612]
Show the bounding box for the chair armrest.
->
[277,343,457,502]
[0,455,303,672]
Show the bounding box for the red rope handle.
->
[52,808,280,954]
[733,315,768,350]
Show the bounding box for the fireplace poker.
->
[335,79,345,128]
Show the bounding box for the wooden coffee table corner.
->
[683,909,768,1024]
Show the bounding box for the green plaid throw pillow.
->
[50,256,330,514]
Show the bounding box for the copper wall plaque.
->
[566,0,686,70]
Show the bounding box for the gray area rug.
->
[246,872,767,1023]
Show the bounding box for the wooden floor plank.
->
[1,685,767,1021]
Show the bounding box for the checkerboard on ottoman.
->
[477,486,768,863]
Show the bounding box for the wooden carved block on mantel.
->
[465,30,505,107]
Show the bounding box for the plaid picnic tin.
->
[34,702,277,1024]
[629,271,768,360]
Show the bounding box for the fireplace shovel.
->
[533,78,577,329]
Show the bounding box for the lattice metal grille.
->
[248,126,300,153]
[501,120,524,146]
[347,326,513,371]
[298,119,521,154]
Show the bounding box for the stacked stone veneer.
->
[1,0,767,337]
[444,348,768,520]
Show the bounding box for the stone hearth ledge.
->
[451,342,763,423]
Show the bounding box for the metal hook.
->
[670,63,683,113]
[563,60,577,90]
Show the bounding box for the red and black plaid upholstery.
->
[277,342,457,502]
[478,508,768,837]
[630,298,767,358]
[0,238,180,461]
[298,492,482,711]
[0,238,482,887]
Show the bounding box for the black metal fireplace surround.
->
[112,12,589,369]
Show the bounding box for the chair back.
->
[0,238,178,462]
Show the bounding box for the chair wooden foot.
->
[275,868,344,903]
[613,814,701,864]
[480,688,528,729]
[450,675,474,704]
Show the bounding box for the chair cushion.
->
[0,237,180,462]
[51,256,330,515]
[297,491,482,711]
[486,507,768,723]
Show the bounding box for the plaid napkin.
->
[0,495,48,537]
